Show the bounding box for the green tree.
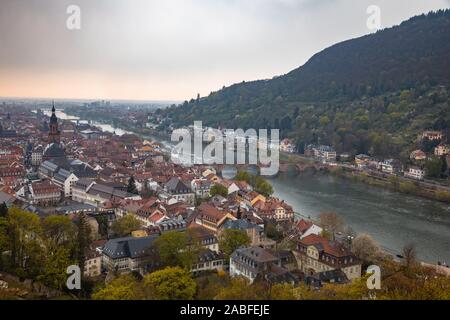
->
[210,184,228,197]
[235,171,273,197]
[6,207,43,277]
[74,214,92,274]
[143,267,197,300]
[253,178,274,197]
[42,215,76,251]
[95,215,108,238]
[112,215,143,237]
[92,274,144,300]
[425,156,444,178]
[38,246,72,290]
[219,229,250,257]
[127,176,139,195]
[265,221,283,241]
[0,202,8,217]
[154,231,198,269]
[0,215,8,270]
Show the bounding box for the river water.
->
[44,109,450,263]
[269,173,450,263]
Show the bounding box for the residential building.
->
[0,191,16,207]
[314,145,337,162]
[84,240,107,278]
[102,235,160,275]
[191,249,226,275]
[194,203,236,233]
[410,149,426,161]
[380,159,403,174]
[405,166,425,180]
[435,144,450,156]
[29,180,61,206]
[280,139,296,153]
[72,180,141,207]
[305,269,350,288]
[355,154,371,168]
[164,177,195,205]
[253,198,294,222]
[220,219,264,246]
[188,224,220,252]
[422,130,444,141]
[52,168,79,197]
[31,146,43,166]
[230,247,298,284]
[295,219,323,239]
[294,234,362,281]
[191,179,212,198]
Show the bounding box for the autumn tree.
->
[215,277,262,300]
[195,272,231,300]
[268,283,297,300]
[351,234,382,264]
[92,274,144,300]
[111,215,142,237]
[319,212,344,240]
[402,243,418,276]
[219,229,250,258]
[143,267,197,300]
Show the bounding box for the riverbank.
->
[328,166,450,204]
[279,152,450,204]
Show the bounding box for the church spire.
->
[48,100,60,144]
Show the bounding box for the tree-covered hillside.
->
[159,10,450,159]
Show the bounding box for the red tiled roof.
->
[299,234,351,258]
[198,203,226,222]
[296,219,313,233]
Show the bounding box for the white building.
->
[405,167,425,180]
[31,146,43,166]
[53,168,79,197]
[280,139,296,153]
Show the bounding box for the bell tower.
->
[48,101,61,144]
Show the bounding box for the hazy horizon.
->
[1,0,449,102]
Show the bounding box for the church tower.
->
[48,101,61,144]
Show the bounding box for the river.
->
[269,173,450,263]
[43,109,450,263]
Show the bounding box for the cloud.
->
[0,0,448,100]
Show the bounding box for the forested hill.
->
[159,10,450,158]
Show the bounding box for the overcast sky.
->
[0,0,448,101]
